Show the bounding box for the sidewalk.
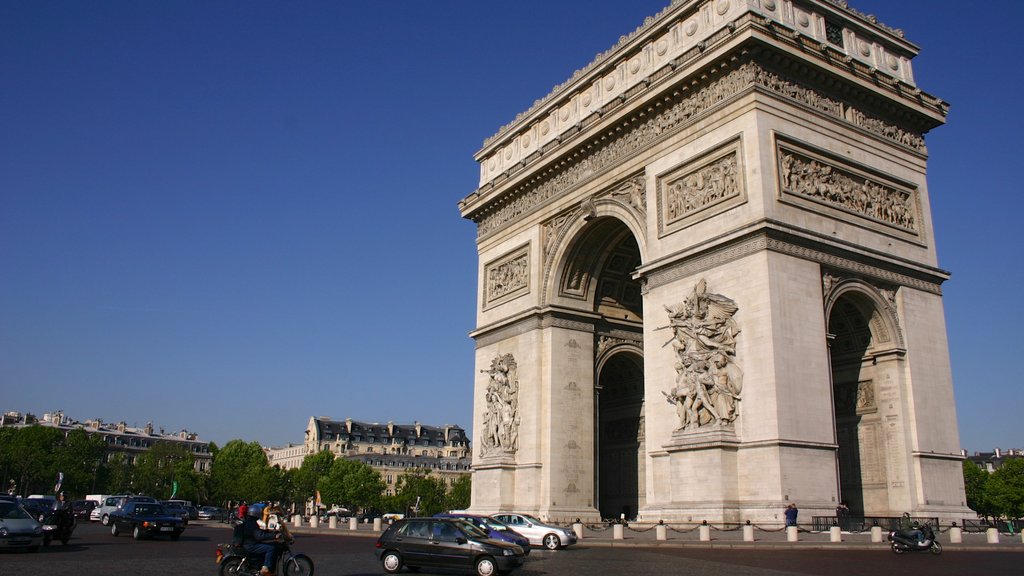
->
[223,520,1024,552]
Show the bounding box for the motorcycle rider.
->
[898,512,925,544]
[239,502,281,576]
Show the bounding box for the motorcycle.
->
[40,508,76,546]
[216,537,314,576]
[888,522,941,555]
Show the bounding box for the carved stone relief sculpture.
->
[779,147,918,233]
[480,353,520,456]
[484,246,530,308]
[660,279,744,431]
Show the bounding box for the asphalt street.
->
[0,521,1019,576]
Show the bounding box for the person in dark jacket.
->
[240,503,279,576]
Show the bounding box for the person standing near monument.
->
[784,503,798,527]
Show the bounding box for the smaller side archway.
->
[825,279,904,516]
[595,348,645,521]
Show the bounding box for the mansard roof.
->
[309,417,469,445]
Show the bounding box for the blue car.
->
[434,513,531,555]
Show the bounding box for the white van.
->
[86,495,110,521]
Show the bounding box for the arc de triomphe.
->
[459,0,969,523]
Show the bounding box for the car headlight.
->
[33,525,43,535]
[0,527,8,537]
[503,548,516,556]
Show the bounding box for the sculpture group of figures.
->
[662,279,744,431]
[480,353,520,455]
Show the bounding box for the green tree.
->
[132,442,198,500]
[392,469,448,516]
[210,440,277,504]
[446,475,471,511]
[962,460,991,519]
[1,426,63,495]
[294,451,335,506]
[52,428,107,496]
[987,458,1024,520]
[319,458,384,514]
[103,453,133,494]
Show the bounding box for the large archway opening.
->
[828,292,890,516]
[596,351,644,520]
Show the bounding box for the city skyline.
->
[3,1,1021,453]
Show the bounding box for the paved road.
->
[0,521,1019,576]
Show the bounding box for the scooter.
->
[40,508,76,546]
[888,522,941,555]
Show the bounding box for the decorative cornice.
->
[469,58,928,240]
[642,228,944,295]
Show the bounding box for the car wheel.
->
[101,514,110,526]
[111,524,120,536]
[475,556,497,576]
[381,550,403,574]
[543,533,561,550]
[133,525,143,540]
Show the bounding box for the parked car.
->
[71,499,97,520]
[109,501,185,540]
[435,513,531,555]
[490,513,577,550]
[160,501,190,524]
[376,517,525,576]
[197,506,225,521]
[0,496,43,552]
[19,498,54,522]
[185,505,199,521]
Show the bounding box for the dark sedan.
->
[376,517,525,576]
[435,513,531,555]
[71,499,96,520]
[109,502,185,540]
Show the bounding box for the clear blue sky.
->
[2,1,1020,454]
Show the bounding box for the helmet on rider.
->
[247,503,265,517]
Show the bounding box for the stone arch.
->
[542,199,647,309]
[825,279,905,516]
[594,349,645,520]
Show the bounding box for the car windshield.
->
[481,517,511,531]
[454,519,489,539]
[0,502,32,520]
[135,504,164,516]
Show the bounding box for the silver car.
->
[491,513,577,550]
[0,497,43,552]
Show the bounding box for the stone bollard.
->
[373,518,383,532]
[613,524,624,540]
[830,526,842,542]
[572,522,584,540]
[948,525,962,543]
[986,527,1000,543]
[293,515,302,528]
[309,515,318,528]
[328,516,337,529]
[657,523,667,541]
[786,526,798,542]
[871,526,883,543]
[743,524,754,542]
[699,524,710,542]
[349,517,358,531]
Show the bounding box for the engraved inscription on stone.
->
[484,245,530,308]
